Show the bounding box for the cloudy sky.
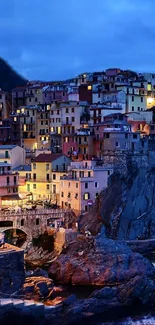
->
[0,0,154,80]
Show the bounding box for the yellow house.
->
[26,153,71,201]
[12,164,31,198]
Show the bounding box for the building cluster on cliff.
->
[0,68,155,215]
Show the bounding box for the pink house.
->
[63,138,78,156]
[60,160,113,215]
[0,163,19,207]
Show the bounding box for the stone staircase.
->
[0,298,57,316]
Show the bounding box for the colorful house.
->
[26,154,71,202]
[60,160,113,215]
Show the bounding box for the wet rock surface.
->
[25,246,58,267]
[48,235,155,323]
[20,276,54,300]
[99,168,155,240]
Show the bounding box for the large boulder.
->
[21,276,54,300]
[49,235,155,312]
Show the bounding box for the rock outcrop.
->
[25,246,58,267]
[100,168,155,240]
[49,235,155,286]
[20,276,54,300]
[48,234,155,321]
[0,58,27,92]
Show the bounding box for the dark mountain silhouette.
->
[0,58,27,92]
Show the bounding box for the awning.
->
[1,194,22,201]
[26,193,33,197]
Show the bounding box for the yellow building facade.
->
[16,154,71,203]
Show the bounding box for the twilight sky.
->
[0,0,154,80]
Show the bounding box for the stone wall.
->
[54,228,78,253]
[0,244,25,294]
[102,150,150,174]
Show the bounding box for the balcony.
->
[78,141,88,146]
[68,164,113,171]
[0,183,18,188]
[62,121,72,125]
[25,93,34,97]
[60,175,94,181]
[28,178,52,183]
[0,171,18,176]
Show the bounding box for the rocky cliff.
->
[0,58,27,91]
[48,233,155,324]
[99,167,155,240]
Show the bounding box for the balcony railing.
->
[51,169,67,172]
[0,183,18,187]
[27,178,52,183]
[60,175,94,181]
[61,121,72,125]
[68,165,113,171]
[0,171,18,175]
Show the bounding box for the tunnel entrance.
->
[4,228,27,247]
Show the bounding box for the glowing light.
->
[88,85,92,90]
[147,97,154,104]
[34,143,37,150]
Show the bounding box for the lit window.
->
[47,105,50,110]
[24,124,26,131]
[17,109,20,114]
[147,84,152,91]
[147,97,154,104]
[65,137,68,143]
[14,117,17,122]
[87,85,92,90]
[21,108,25,113]
[83,193,90,200]
[58,127,61,134]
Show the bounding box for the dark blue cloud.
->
[0,0,154,80]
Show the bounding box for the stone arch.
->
[0,227,32,242]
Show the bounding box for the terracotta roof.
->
[33,153,64,163]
